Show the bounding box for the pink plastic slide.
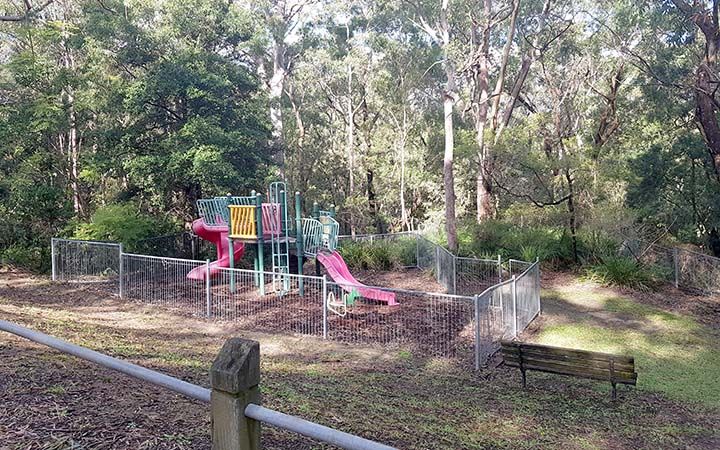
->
[317,251,398,306]
[187,219,245,280]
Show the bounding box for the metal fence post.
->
[512,275,518,338]
[497,255,502,283]
[415,233,420,268]
[435,245,441,283]
[474,294,481,370]
[322,275,328,339]
[51,238,57,281]
[211,338,261,450]
[118,244,124,298]
[673,248,680,289]
[452,256,457,295]
[206,259,212,318]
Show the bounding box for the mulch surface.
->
[3,269,720,449]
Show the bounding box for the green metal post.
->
[256,193,265,296]
[229,237,236,292]
[312,202,320,219]
[295,192,304,295]
[280,190,287,234]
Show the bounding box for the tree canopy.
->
[2,0,720,269]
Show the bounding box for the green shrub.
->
[577,230,619,265]
[338,239,414,270]
[458,220,574,265]
[585,256,658,291]
[73,203,173,251]
[1,244,51,272]
[338,241,367,269]
[388,237,417,266]
[364,243,392,270]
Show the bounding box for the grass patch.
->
[3,271,720,449]
[537,288,720,407]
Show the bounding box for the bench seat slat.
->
[505,359,637,385]
[501,341,634,365]
[504,356,637,383]
[501,349,635,372]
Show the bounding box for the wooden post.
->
[211,338,261,450]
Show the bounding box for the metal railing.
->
[0,319,395,450]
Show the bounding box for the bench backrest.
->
[501,341,637,385]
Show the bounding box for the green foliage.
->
[72,204,174,251]
[338,238,416,270]
[0,244,51,273]
[577,229,620,265]
[584,256,659,291]
[458,220,573,265]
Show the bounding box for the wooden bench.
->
[500,341,637,400]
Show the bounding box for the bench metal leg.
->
[521,369,527,389]
[611,382,617,401]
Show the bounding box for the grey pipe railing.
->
[0,319,397,450]
[0,319,211,402]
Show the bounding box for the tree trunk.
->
[474,0,493,223]
[345,23,356,236]
[669,0,720,178]
[497,0,552,139]
[440,0,458,253]
[695,62,720,178]
[366,168,384,233]
[399,108,409,231]
[564,169,578,263]
[62,37,86,218]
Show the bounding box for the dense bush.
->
[72,204,176,251]
[338,238,417,270]
[456,220,574,266]
[0,244,51,273]
[585,256,659,291]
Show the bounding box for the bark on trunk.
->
[474,0,493,223]
[440,0,458,253]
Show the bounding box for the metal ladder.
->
[269,182,290,293]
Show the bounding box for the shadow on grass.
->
[535,285,720,408]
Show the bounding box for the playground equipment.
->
[317,251,398,306]
[186,218,245,280]
[188,181,397,305]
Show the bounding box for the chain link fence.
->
[626,240,720,295]
[51,235,542,367]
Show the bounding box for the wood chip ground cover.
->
[1,270,719,449]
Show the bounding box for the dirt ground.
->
[1,269,720,449]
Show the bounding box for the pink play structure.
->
[317,251,398,306]
[186,219,245,280]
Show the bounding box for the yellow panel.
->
[229,205,257,239]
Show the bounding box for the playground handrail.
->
[0,319,397,450]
